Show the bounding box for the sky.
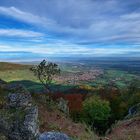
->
[0,0,140,61]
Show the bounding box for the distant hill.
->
[0,62,31,71]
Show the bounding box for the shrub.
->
[81,95,111,133]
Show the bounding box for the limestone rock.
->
[0,81,70,140]
[7,92,31,108]
[39,132,70,140]
[21,106,39,140]
[57,97,69,115]
[0,82,39,140]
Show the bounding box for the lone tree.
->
[30,60,60,93]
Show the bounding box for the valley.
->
[0,58,140,140]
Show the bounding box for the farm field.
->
[0,58,139,92]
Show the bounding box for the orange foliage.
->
[52,93,85,112]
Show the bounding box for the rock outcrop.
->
[125,103,140,119]
[0,83,39,140]
[0,81,70,140]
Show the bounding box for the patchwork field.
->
[0,61,138,92]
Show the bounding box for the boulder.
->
[39,132,70,140]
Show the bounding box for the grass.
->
[106,117,140,140]
[0,69,38,82]
[0,63,44,91]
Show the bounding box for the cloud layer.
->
[0,29,44,37]
[0,0,140,60]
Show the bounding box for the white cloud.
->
[0,0,140,58]
[0,29,44,37]
[121,12,140,20]
[0,43,139,56]
[0,6,48,25]
[0,3,140,44]
[0,6,57,30]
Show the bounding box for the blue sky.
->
[0,0,140,61]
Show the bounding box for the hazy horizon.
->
[0,56,140,63]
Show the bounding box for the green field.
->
[0,62,138,92]
[0,69,37,82]
[89,70,137,89]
